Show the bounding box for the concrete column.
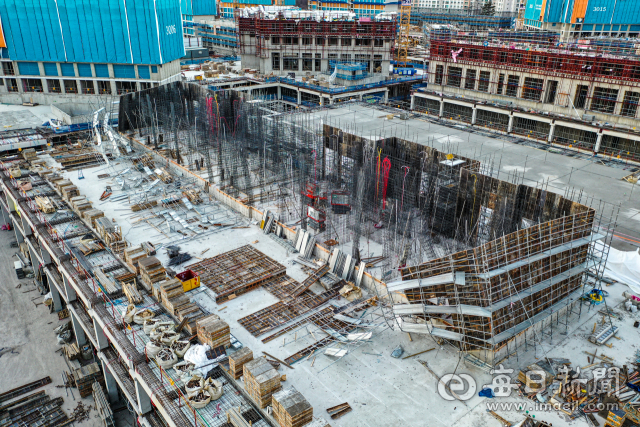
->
[319,97,324,106]
[383,90,388,103]
[101,360,120,404]
[40,244,52,264]
[135,379,152,414]
[277,85,281,100]
[359,93,363,101]
[49,279,63,311]
[94,318,109,350]
[110,81,117,96]
[507,114,514,133]
[63,274,77,302]
[439,100,444,118]
[595,131,603,153]
[71,310,87,346]
[548,123,556,143]
[15,226,24,244]
[471,106,477,125]
[410,95,415,110]
[21,215,31,235]
[329,97,334,105]
[247,89,252,98]
[297,90,301,105]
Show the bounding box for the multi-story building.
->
[0,0,184,105]
[414,31,640,162]
[309,0,390,19]
[181,0,219,37]
[193,19,239,56]
[524,0,640,39]
[218,0,297,19]
[411,8,516,27]
[236,10,395,77]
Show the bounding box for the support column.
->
[410,95,415,110]
[135,379,152,414]
[439,100,444,118]
[71,310,87,346]
[471,106,477,125]
[319,97,324,106]
[101,360,120,404]
[277,85,281,100]
[329,97,334,105]
[63,275,77,302]
[548,122,556,143]
[507,114,514,133]
[383,90,388,103]
[49,279,63,311]
[595,130,603,153]
[359,93,363,101]
[94,318,109,350]
[297,90,301,105]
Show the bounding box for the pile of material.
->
[155,278,182,301]
[82,208,105,228]
[61,185,79,200]
[35,195,55,213]
[243,356,281,408]
[229,347,253,379]
[70,196,92,213]
[197,314,230,349]
[124,246,147,274]
[182,189,202,204]
[71,362,104,398]
[272,389,314,427]
[139,256,166,289]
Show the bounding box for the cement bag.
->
[146,340,165,358]
[188,389,211,409]
[156,348,178,369]
[149,324,174,340]
[185,374,204,397]
[205,378,224,401]
[160,331,180,346]
[122,305,136,324]
[171,340,191,358]
[144,320,174,335]
[43,292,53,306]
[133,308,155,325]
[174,361,195,379]
[184,344,214,376]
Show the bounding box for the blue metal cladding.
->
[43,63,59,76]
[151,65,158,73]
[524,0,544,21]
[138,65,150,79]
[60,63,75,76]
[17,62,39,75]
[95,64,109,77]
[113,64,135,78]
[186,0,217,15]
[77,63,93,77]
[0,0,184,65]
[584,0,640,25]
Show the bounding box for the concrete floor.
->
[0,226,135,426]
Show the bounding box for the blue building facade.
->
[0,0,185,104]
[181,0,218,36]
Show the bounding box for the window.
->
[341,38,351,46]
[77,64,92,77]
[151,66,158,74]
[505,75,519,97]
[138,66,150,79]
[6,78,18,92]
[355,39,370,46]
[374,39,383,47]
[464,69,476,90]
[60,63,75,77]
[43,63,58,76]
[116,81,136,94]
[482,50,493,61]
[447,66,462,87]
[522,77,543,101]
[95,64,109,78]
[113,64,135,79]
[64,80,78,93]
[435,65,444,85]
[574,85,588,109]
[302,37,312,45]
[22,78,43,92]
[328,37,338,46]
[272,36,280,44]
[316,37,324,45]
[478,71,490,92]
[545,80,558,104]
[272,53,280,71]
[2,62,15,76]
[283,57,299,71]
[302,53,313,71]
[620,91,640,117]
[373,54,382,72]
[496,73,505,95]
[80,80,94,94]
[140,82,152,90]
[97,81,112,94]
[315,54,321,72]
[17,62,40,75]
[47,79,61,93]
[590,87,618,113]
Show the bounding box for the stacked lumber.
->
[182,189,202,204]
[55,179,73,192]
[229,347,253,379]
[176,303,205,335]
[82,209,104,227]
[139,256,166,289]
[124,246,147,274]
[35,196,55,213]
[123,282,143,305]
[22,148,37,161]
[243,357,281,408]
[272,389,313,427]
[157,278,183,301]
[94,269,120,295]
[131,200,158,212]
[72,362,104,398]
[155,168,173,183]
[110,240,127,255]
[63,343,81,360]
[61,185,79,200]
[70,196,91,213]
[95,217,116,237]
[163,294,190,316]
[197,314,230,349]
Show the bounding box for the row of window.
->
[2,78,154,95]
[269,36,386,47]
[2,62,158,79]
[272,53,383,72]
[434,65,640,118]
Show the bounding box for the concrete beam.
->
[135,379,153,414]
[101,359,121,404]
[94,318,109,350]
[63,274,77,302]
